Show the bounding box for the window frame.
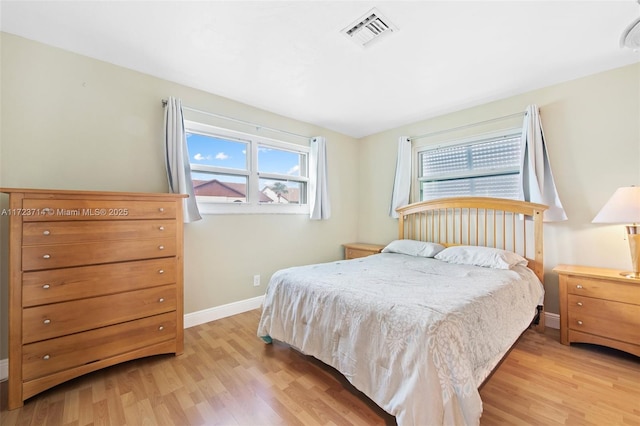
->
[185,120,310,215]
[412,127,523,202]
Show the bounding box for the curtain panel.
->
[164,96,202,223]
[519,104,567,222]
[389,136,412,218]
[309,136,331,220]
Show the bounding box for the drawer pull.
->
[42,354,50,360]
[577,320,583,325]
[159,226,165,231]
[575,285,583,289]
[42,254,51,259]
[158,269,164,274]
[577,302,583,307]
[42,284,50,289]
[158,298,165,303]
[158,326,164,331]
[159,207,165,213]
[42,230,50,236]
[43,319,51,324]
[158,245,165,250]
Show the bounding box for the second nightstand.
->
[554,264,640,357]
[343,243,385,260]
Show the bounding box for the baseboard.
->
[545,312,559,329]
[184,295,264,329]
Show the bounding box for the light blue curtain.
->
[389,136,412,218]
[164,96,202,223]
[519,104,567,221]
[309,136,331,220]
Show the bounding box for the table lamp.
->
[592,186,640,279]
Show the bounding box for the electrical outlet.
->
[253,274,261,287]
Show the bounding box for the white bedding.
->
[257,253,544,426]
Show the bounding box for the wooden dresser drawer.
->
[22,258,177,307]
[22,199,176,221]
[23,220,176,245]
[23,284,176,344]
[22,312,177,381]
[22,237,176,270]
[565,276,640,305]
[567,294,640,343]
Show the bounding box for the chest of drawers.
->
[1,188,187,409]
[554,264,640,357]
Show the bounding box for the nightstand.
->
[554,264,640,357]
[343,243,385,260]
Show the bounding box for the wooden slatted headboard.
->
[396,197,548,330]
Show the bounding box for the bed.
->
[257,197,548,425]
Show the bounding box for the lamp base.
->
[626,226,640,280]
[619,271,640,279]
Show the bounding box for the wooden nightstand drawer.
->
[566,276,640,304]
[567,294,640,343]
[343,243,385,260]
[346,247,375,259]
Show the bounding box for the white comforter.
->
[257,253,544,426]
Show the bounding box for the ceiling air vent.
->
[341,8,398,48]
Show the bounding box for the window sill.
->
[197,202,310,215]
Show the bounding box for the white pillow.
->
[434,245,528,269]
[381,240,445,258]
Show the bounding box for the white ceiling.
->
[2,1,639,138]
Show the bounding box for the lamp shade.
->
[592,186,640,224]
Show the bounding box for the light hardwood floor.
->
[1,309,639,425]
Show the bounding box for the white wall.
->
[357,63,640,314]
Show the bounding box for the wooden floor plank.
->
[2,309,639,425]
[92,399,110,426]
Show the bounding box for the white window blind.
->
[418,133,521,201]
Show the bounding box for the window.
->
[416,130,521,201]
[185,121,309,214]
